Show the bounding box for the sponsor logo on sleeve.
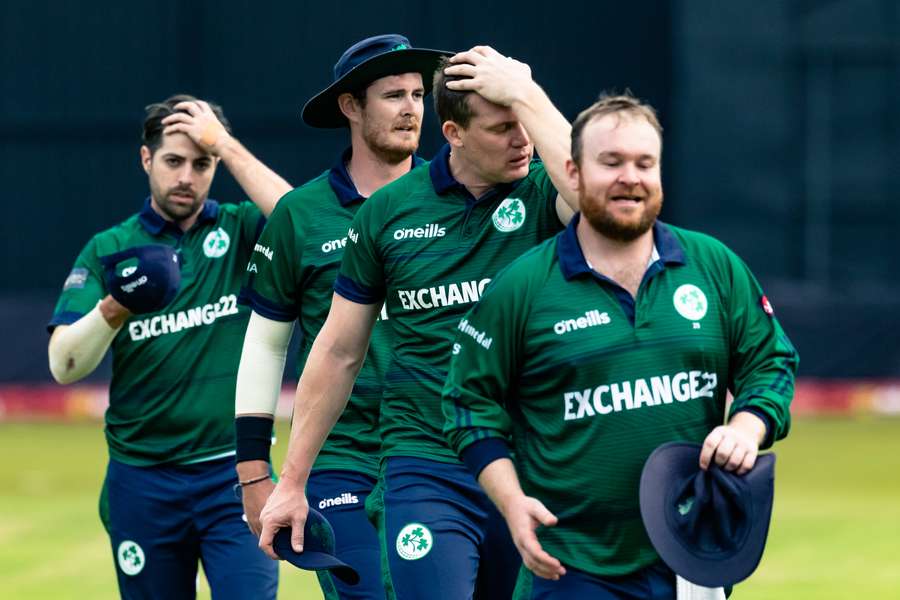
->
[761,295,774,316]
[203,227,230,258]
[253,243,274,261]
[492,198,526,232]
[457,318,493,349]
[63,267,88,290]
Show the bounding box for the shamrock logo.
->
[492,198,527,232]
[396,523,434,560]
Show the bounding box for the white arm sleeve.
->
[48,303,121,384]
[235,311,295,416]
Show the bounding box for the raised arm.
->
[162,100,291,216]
[444,46,577,220]
[257,294,379,558]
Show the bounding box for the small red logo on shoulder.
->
[761,295,774,316]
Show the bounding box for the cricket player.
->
[234,34,449,599]
[442,89,799,598]
[257,46,580,598]
[47,95,291,599]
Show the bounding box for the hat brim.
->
[273,528,360,585]
[639,442,776,587]
[301,48,453,129]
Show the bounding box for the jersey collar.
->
[557,213,686,280]
[138,196,220,237]
[428,144,522,203]
[329,147,424,207]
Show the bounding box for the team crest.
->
[203,227,230,258]
[673,284,708,321]
[396,523,433,560]
[492,198,526,232]
[117,540,145,576]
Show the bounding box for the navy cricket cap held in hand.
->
[100,244,181,314]
[273,508,359,585]
[301,34,452,128]
[639,442,776,588]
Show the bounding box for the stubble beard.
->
[362,118,419,166]
[150,180,204,224]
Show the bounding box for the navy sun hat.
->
[639,442,776,588]
[273,508,359,585]
[301,34,452,128]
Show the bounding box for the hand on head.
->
[443,46,534,107]
[161,100,231,154]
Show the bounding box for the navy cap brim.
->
[639,442,776,587]
[301,47,452,129]
[273,527,360,585]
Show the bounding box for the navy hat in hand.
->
[100,245,181,314]
[302,34,452,128]
[639,442,776,587]
[273,508,359,585]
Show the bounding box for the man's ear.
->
[338,93,362,126]
[442,120,464,148]
[565,158,581,193]
[140,146,152,175]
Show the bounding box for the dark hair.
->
[571,91,663,165]
[142,94,232,153]
[432,57,475,128]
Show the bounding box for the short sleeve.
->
[48,237,107,332]
[334,195,386,305]
[241,200,300,322]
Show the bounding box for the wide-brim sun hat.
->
[301,33,452,128]
[639,441,776,587]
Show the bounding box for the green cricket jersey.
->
[49,199,264,466]
[335,144,564,463]
[442,214,798,577]
[242,150,422,477]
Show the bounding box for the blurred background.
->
[1,1,898,598]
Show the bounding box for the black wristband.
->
[235,416,274,463]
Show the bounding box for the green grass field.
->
[2,418,898,599]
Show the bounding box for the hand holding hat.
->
[639,442,776,588]
[100,245,181,314]
[272,508,359,585]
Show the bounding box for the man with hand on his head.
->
[257,45,580,599]
[47,94,291,600]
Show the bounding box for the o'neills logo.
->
[393,223,446,240]
[318,492,359,510]
[553,309,611,335]
[347,228,359,244]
